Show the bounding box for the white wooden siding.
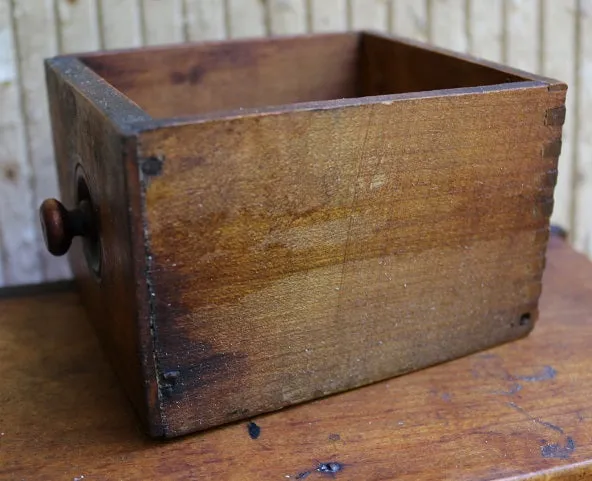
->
[267,0,308,35]
[541,0,577,235]
[184,0,227,41]
[0,0,586,286]
[98,0,143,49]
[391,0,429,41]
[0,0,38,285]
[349,0,390,31]
[429,0,468,52]
[226,0,267,38]
[576,0,592,254]
[309,0,348,32]
[467,0,503,62]
[140,0,185,46]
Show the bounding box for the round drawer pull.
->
[39,198,95,256]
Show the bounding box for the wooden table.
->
[1,236,592,480]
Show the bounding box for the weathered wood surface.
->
[80,33,361,119]
[140,81,563,436]
[44,32,566,437]
[44,56,157,434]
[1,236,592,480]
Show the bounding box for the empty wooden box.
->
[40,32,566,438]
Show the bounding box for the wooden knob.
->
[39,198,92,256]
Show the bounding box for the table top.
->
[1,236,592,481]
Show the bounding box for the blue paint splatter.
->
[247,421,260,439]
[541,436,576,459]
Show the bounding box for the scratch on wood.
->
[516,365,557,382]
[507,401,576,459]
[507,402,564,433]
[335,106,374,309]
[492,383,522,396]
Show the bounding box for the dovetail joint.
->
[542,139,562,159]
[545,106,566,126]
[547,83,567,92]
[539,198,555,218]
[545,168,558,188]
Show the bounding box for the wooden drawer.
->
[40,32,566,438]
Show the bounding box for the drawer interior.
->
[80,32,531,120]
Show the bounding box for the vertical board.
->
[98,0,143,49]
[12,0,69,281]
[267,0,307,34]
[576,0,592,254]
[140,0,184,45]
[429,0,468,52]
[542,0,576,233]
[467,0,503,62]
[0,0,39,285]
[391,0,428,41]
[226,0,267,38]
[349,0,390,31]
[184,0,227,41]
[309,0,347,32]
[56,0,100,53]
[504,0,540,71]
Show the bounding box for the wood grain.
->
[124,33,566,436]
[2,237,592,480]
[44,56,159,434]
[42,32,568,438]
[359,32,527,96]
[80,33,361,119]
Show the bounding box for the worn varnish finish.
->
[44,57,159,432]
[81,33,361,119]
[1,237,592,480]
[43,32,566,437]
